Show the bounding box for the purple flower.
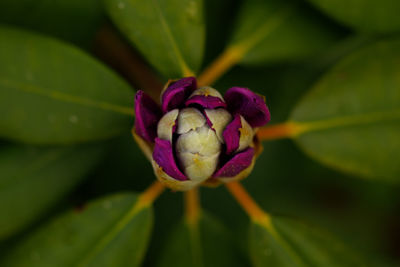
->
[133,77,270,191]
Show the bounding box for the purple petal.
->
[214,148,254,177]
[185,95,227,109]
[153,138,188,181]
[224,87,270,127]
[222,114,241,154]
[134,91,162,143]
[161,77,197,113]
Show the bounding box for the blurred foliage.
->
[0,0,104,48]
[0,0,399,266]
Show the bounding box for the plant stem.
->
[225,182,270,225]
[184,188,204,267]
[257,122,302,141]
[197,45,244,87]
[136,181,165,208]
[198,5,294,87]
[185,188,201,224]
[94,25,164,100]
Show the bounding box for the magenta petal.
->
[161,77,197,113]
[214,148,254,177]
[224,87,270,127]
[153,138,188,181]
[185,95,227,109]
[223,114,241,154]
[134,91,162,142]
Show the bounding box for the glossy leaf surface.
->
[250,216,367,266]
[0,144,104,240]
[0,26,135,145]
[291,39,400,182]
[228,0,340,65]
[157,211,246,267]
[307,0,400,33]
[104,0,205,78]
[0,193,153,267]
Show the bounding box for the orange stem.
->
[137,181,165,208]
[94,25,164,100]
[197,46,244,87]
[225,182,270,223]
[184,188,201,224]
[257,122,301,141]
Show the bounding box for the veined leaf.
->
[0,144,104,240]
[307,0,400,33]
[290,39,400,182]
[104,0,205,78]
[249,216,368,266]
[0,26,135,145]
[157,211,246,267]
[0,193,153,267]
[227,0,340,65]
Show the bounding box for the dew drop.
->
[69,115,78,124]
[26,71,34,81]
[103,200,112,210]
[186,1,197,20]
[118,2,125,9]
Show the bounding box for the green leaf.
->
[0,144,104,240]
[228,0,340,65]
[0,26,135,145]
[0,193,153,267]
[249,216,368,266]
[290,39,400,182]
[104,0,205,78]
[202,0,240,65]
[307,0,400,34]
[0,0,104,48]
[157,211,246,267]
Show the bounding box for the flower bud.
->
[134,77,270,191]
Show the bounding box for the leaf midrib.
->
[293,109,400,136]
[75,199,147,267]
[151,0,194,76]
[0,77,134,116]
[257,220,306,266]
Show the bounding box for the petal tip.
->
[134,91,162,142]
[224,87,270,127]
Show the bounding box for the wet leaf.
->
[0,193,153,267]
[104,0,205,78]
[0,144,104,240]
[250,216,368,266]
[290,38,400,182]
[0,26,135,145]
[157,211,246,267]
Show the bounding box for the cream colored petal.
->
[237,116,254,152]
[178,152,219,182]
[157,109,179,142]
[190,86,224,100]
[176,108,206,134]
[151,160,200,191]
[204,109,232,143]
[176,125,220,156]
